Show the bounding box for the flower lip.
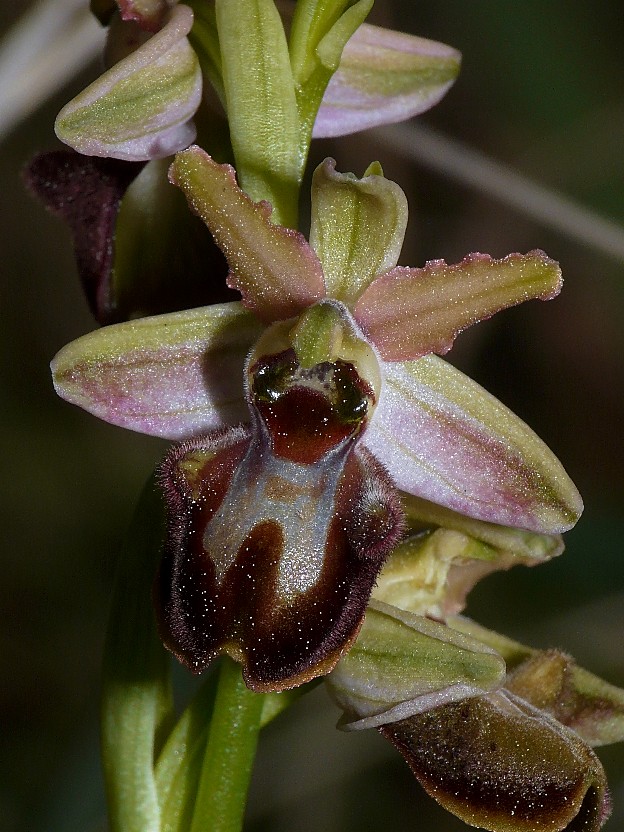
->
[156,399,405,691]
[380,689,611,832]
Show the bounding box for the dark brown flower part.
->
[26,151,236,324]
[90,0,117,26]
[25,150,143,323]
[380,690,610,831]
[156,351,404,691]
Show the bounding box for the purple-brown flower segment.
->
[327,535,624,832]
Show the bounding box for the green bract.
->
[328,599,506,730]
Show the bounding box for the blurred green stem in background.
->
[101,478,173,832]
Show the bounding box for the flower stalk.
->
[189,657,264,832]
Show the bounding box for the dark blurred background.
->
[1,2,623,830]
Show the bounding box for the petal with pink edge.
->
[55,5,201,161]
[51,302,263,439]
[309,159,408,305]
[313,23,460,138]
[401,492,564,563]
[170,147,326,322]
[354,251,562,362]
[364,355,583,533]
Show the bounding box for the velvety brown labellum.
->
[157,353,404,691]
[380,691,610,832]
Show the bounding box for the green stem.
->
[190,658,264,832]
[216,0,302,227]
[156,673,320,832]
[101,477,173,832]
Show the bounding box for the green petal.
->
[289,0,374,149]
[449,619,624,749]
[375,497,562,621]
[402,493,565,561]
[354,250,563,361]
[309,158,408,305]
[326,599,505,730]
[372,525,561,620]
[289,0,372,85]
[55,5,202,161]
[51,302,262,439]
[170,147,326,322]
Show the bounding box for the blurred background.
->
[1,1,623,830]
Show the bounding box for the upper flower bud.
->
[55,5,202,160]
[53,2,461,167]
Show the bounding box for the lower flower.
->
[380,690,609,832]
[325,530,624,832]
[50,152,584,695]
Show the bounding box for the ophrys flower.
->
[51,149,582,691]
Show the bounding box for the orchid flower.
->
[29,4,624,830]
[325,526,624,831]
[51,149,582,697]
